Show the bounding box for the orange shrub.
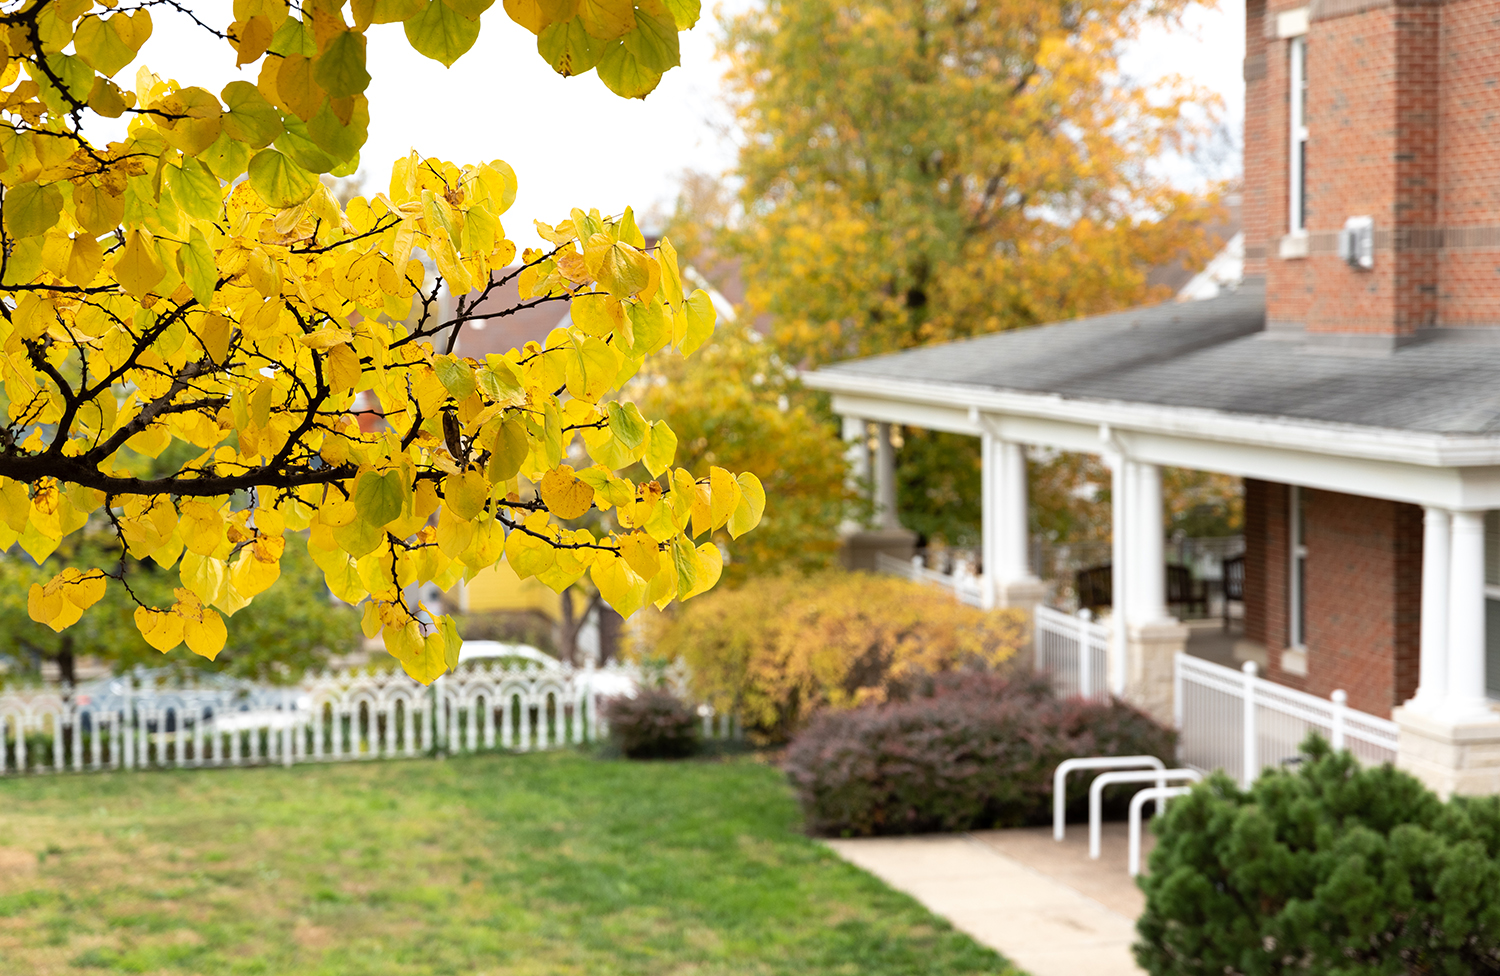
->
[648,572,1025,742]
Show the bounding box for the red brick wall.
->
[1252,0,1500,335]
[1242,481,1423,717]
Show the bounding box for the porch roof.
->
[804,281,1500,439]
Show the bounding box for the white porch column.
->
[1447,511,1492,720]
[875,422,899,530]
[981,431,1044,612]
[1134,462,1169,622]
[1396,508,1500,796]
[1408,507,1451,713]
[1108,452,1130,695]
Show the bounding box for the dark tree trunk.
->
[56,634,75,687]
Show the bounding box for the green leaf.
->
[663,0,701,29]
[274,116,341,174]
[404,0,481,67]
[626,299,669,357]
[538,16,609,76]
[269,14,316,57]
[315,30,373,98]
[201,129,252,181]
[478,355,526,405]
[644,421,677,478]
[487,417,528,483]
[353,469,407,527]
[306,96,370,164]
[595,39,663,99]
[73,13,151,77]
[670,537,698,599]
[170,156,222,222]
[248,149,319,208]
[3,183,62,239]
[607,401,648,451]
[180,227,217,307]
[221,80,284,149]
[433,354,476,400]
[622,8,679,74]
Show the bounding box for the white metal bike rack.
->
[1090,768,1202,859]
[1128,785,1192,877]
[1052,755,1167,841]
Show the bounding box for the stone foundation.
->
[1394,707,1500,797]
[1126,618,1190,727]
[839,528,918,572]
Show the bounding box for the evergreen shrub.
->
[784,673,1174,836]
[602,689,701,759]
[1136,736,1500,975]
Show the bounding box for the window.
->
[1289,37,1308,234]
[1288,486,1308,649]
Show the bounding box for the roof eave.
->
[802,368,1500,469]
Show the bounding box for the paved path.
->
[826,823,1150,976]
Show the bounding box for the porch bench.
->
[1073,563,1208,617]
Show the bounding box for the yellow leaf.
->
[442,468,488,521]
[487,417,528,483]
[182,606,228,660]
[681,288,716,355]
[0,478,29,533]
[729,471,766,538]
[680,541,723,601]
[230,544,281,598]
[579,0,634,39]
[709,465,742,531]
[405,0,481,67]
[617,530,660,581]
[179,501,224,557]
[590,552,647,617]
[114,229,165,298]
[326,342,362,391]
[539,464,594,520]
[134,606,185,653]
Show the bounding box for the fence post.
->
[1241,661,1258,789]
[1077,609,1093,699]
[1330,689,1347,751]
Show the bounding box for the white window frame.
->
[1288,36,1309,235]
[1289,486,1307,650]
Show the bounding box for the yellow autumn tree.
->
[0,0,761,684]
[723,0,1224,365]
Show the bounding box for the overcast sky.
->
[89,1,1246,250]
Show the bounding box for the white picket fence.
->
[1175,652,1399,786]
[0,660,734,775]
[1034,604,1111,700]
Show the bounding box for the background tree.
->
[709,0,1229,549]
[0,535,358,685]
[723,0,1222,366]
[632,321,859,580]
[0,0,762,685]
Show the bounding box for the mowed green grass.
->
[0,751,1018,975]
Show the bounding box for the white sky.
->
[89,1,1245,250]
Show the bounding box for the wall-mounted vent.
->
[1338,216,1374,271]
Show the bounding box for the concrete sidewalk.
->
[826,823,1150,976]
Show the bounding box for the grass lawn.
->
[0,751,1021,975]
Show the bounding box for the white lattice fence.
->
[0,661,733,775]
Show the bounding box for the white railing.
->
[1174,653,1399,786]
[0,660,734,776]
[874,552,985,608]
[1034,604,1111,700]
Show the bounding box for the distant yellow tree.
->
[0,0,762,684]
[723,0,1223,366]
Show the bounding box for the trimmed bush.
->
[1136,736,1500,975]
[649,571,1025,743]
[602,689,701,759]
[785,673,1174,836]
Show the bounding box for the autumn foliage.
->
[0,0,756,684]
[648,572,1024,743]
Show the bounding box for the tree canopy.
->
[723,0,1222,367]
[0,0,761,684]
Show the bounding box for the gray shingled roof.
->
[811,283,1500,436]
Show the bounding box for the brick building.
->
[805,0,1500,796]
